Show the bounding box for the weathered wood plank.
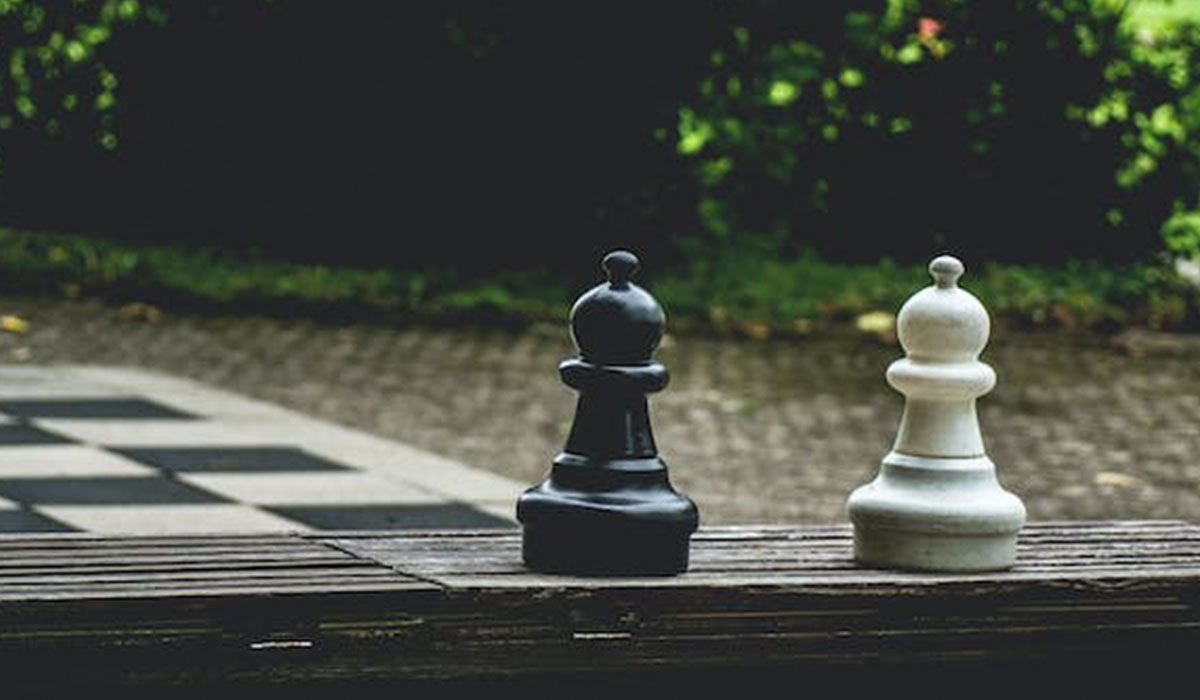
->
[0,580,432,600]
[0,522,1192,693]
[0,533,313,547]
[0,565,401,586]
[0,558,384,578]
[0,553,358,572]
[327,522,1200,586]
[0,532,432,603]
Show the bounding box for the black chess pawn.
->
[517,250,699,575]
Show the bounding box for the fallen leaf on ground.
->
[855,310,895,334]
[117,302,164,323]
[1,315,30,333]
[793,318,815,334]
[855,310,897,343]
[739,322,771,340]
[1094,471,1144,488]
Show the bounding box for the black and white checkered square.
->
[0,373,518,534]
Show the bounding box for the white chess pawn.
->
[847,255,1025,571]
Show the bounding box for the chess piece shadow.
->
[517,250,698,575]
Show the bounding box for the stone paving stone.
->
[0,398,196,420]
[0,364,525,533]
[36,503,308,534]
[0,424,74,445]
[0,446,158,478]
[0,476,224,504]
[0,295,1198,523]
[0,509,75,532]
[112,446,355,473]
[267,503,514,530]
[176,472,445,506]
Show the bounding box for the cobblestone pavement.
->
[1,295,1198,524]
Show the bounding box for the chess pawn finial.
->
[847,255,1025,571]
[517,250,698,575]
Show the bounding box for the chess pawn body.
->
[517,251,698,575]
[847,255,1025,571]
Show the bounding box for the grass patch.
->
[656,250,1197,335]
[0,228,568,324]
[0,227,1196,334]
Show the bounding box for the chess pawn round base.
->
[521,522,692,576]
[847,452,1026,571]
[518,457,697,576]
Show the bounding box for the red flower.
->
[918,17,944,43]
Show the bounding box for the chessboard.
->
[0,366,520,533]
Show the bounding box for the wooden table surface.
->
[0,521,1197,692]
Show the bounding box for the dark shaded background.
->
[1,1,1197,275]
[0,2,725,276]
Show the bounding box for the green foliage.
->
[0,228,1193,333]
[1163,209,1200,253]
[0,0,163,154]
[655,245,1198,333]
[678,0,1200,262]
[1127,0,1200,35]
[0,228,568,321]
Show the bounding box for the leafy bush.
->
[1,227,1195,333]
[0,0,164,155]
[677,0,1200,263]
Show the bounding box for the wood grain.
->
[0,522,1195,691]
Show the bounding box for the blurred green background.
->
[1,0,1199,334]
